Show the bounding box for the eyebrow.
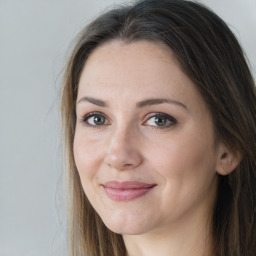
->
[76,96,187,109]
[77,96,108,107]
[136,98,187,109]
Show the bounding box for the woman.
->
[61,0,256,255]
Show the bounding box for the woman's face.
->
[74,40,220,235]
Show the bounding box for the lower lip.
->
[103,186,154,201]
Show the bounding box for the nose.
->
[104,125,143,170]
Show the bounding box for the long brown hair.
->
[61,0,256,255]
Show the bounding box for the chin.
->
[99,211,154,235]
[104,222,147,235]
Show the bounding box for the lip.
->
[102,181,156,201]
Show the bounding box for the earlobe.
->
[216,143,242,176]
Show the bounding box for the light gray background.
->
[0,1,255,256]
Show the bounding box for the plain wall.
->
[0,1,255,255]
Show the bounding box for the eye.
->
[143,113,177,128]
[82,112,109,126]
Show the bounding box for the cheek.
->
[148,128,217,180]
[73,133,106,205]
[73,131,103,181]
[148,130,218,216]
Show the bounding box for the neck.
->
[123,208,213,256]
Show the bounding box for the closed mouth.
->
[102,181,156,201]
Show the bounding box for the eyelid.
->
[80,111,111,127]
[79,111,177,129]
[142,112,177,128]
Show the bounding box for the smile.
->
[102,181,156,201]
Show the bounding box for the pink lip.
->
[102,181,156,201]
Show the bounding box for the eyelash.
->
[80,112,177,129]
[80,111,110,128]
[143,112,177,129]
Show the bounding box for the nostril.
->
[123,163,133,167]
[104,136,143,169]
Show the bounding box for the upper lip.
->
[103,181,156,189]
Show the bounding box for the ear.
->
[216,143,241,176]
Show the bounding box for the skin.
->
[73,40,237,256]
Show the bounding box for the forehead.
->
[77,40,206,112]
[79,40,177,84]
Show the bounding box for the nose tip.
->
[105,153,141,170]
[104,130,143,170]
